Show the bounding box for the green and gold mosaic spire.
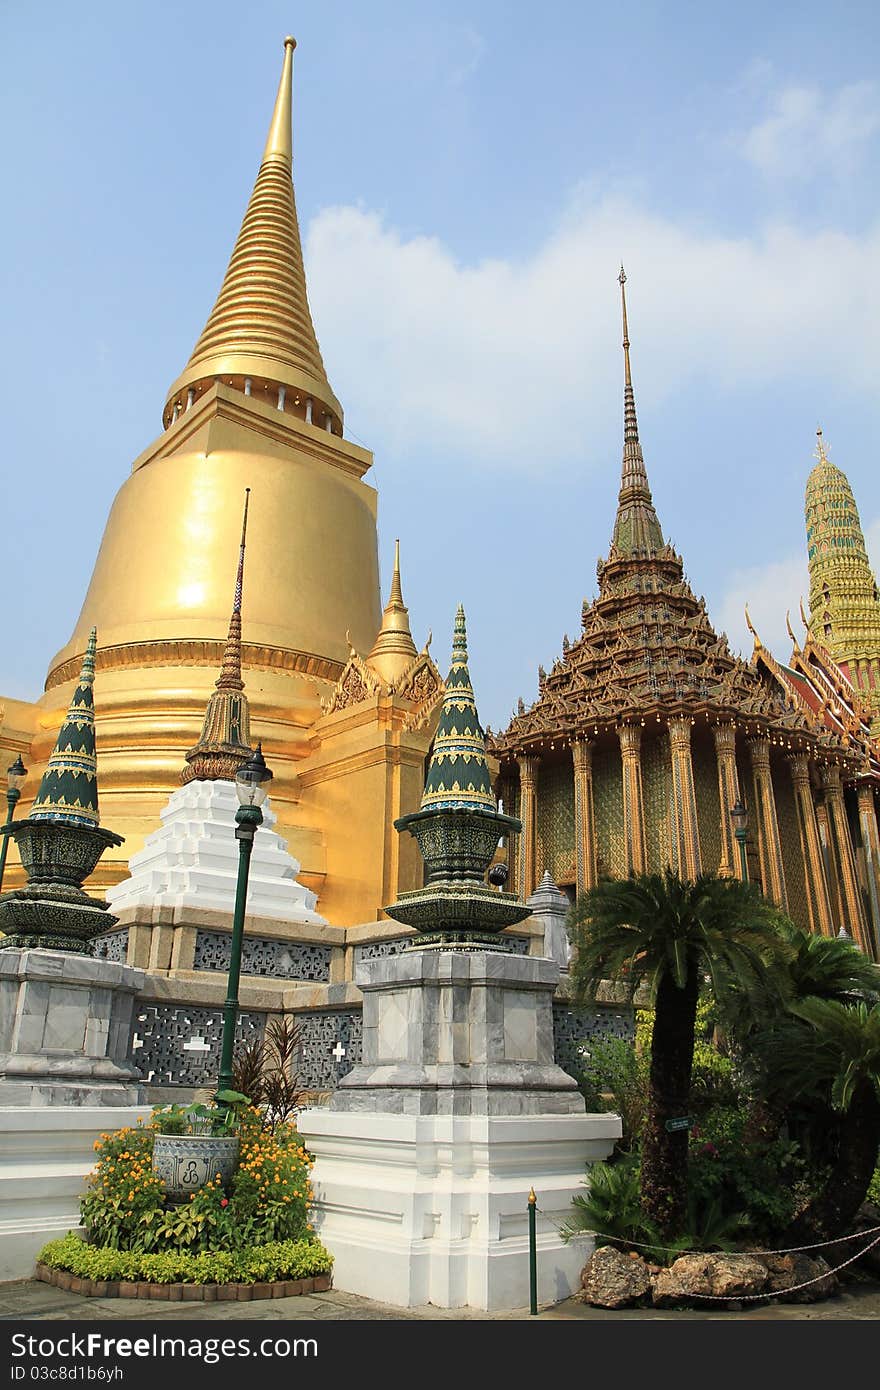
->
[420,605,495,813]
[30,628,100,827]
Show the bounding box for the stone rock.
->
[580,1245,652,1308]
[652,1253,769,1306]
[758,1253,838,1303]
[850,1203,880,1278]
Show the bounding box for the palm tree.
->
[762,998,880,1241]
[569,869,783,1236]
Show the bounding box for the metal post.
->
[217,804,261,1094]
[0,787,21,893]
[735,830,748,884]
[528,1186,538,1315]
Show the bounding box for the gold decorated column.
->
[821,765,870,951]
[856,779,880,959]
[618,724,648,875]
[668,716,702,880]
[713,723,740,879]
[572,740,597,896]
[517,755,540,901]
[747,737,788,910]
[788,753,834,937]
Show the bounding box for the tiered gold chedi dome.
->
[34,38,382,894]
[806,429,880,715]
[163,37,342,436]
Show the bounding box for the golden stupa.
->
[0,39,443,925]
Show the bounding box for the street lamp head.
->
[235,743,273,807]
[6,756,27,795]
[730,799,748,838]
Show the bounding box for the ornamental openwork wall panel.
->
[293,1009,363,1090]
[552,1002,635,1081]
[90,928,130,964]
[592,744,627,880]
[775,764,809,933]
[193,930,331,982]
[134,1003,266,1087]
[537,757,575,887]
[354,937,411,965]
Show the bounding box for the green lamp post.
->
[0,756,28,892]
[730,800,749,884]
[216,743,273,1095]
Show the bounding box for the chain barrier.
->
[534,1205,880,1302]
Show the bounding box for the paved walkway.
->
[3,1277,880,1321]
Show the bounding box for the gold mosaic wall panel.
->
[774,759,809,932]
[537,757,575,885]
[641,732,670,873]
[693,733,722,875]
[592,743,627,879]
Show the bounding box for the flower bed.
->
[36,1234,332,1301]
[36,1103,334,1297]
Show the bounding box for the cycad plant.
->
[764,997,880,1240]
[569,869,784,1236]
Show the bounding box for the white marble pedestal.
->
[298,947,621,1310]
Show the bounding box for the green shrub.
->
[868,1163,880,1207]
[37,1233,332,1284]
[562,1157,660,1251]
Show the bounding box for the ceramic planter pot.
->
[152,1134,240,1201]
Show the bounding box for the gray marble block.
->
[331,948,584,1116]
[0,949,146,1106]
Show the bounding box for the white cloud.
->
[306,197,880,471]
[738,80,880,179]
[716,516,880,663]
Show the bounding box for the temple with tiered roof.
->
[490,270,878,959]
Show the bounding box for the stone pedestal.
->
[525,872,572,972]
[0,949,145,1106]
[299,948,621,1310]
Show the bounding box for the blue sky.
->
[2,1,880,731]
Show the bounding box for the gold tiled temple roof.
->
[490,275,859,773]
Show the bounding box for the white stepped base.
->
[107,780,325,924]
[298,1108,620,1311]
[0,1106,144,1281]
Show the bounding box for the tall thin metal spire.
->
[183,491,253,782]
[216,489,250,692]
[611,266,664,557]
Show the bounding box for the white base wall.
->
[298,1107,620,1311]
[0,1106,144,1281]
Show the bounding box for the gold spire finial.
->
[163,38,342,433]
[799,596,811,633]
[263,36,296,164]
[744,603,760,645]
[786,609,800,649]
[389,538,404,606]
[366,540,418,686]
[619,264,632,389]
